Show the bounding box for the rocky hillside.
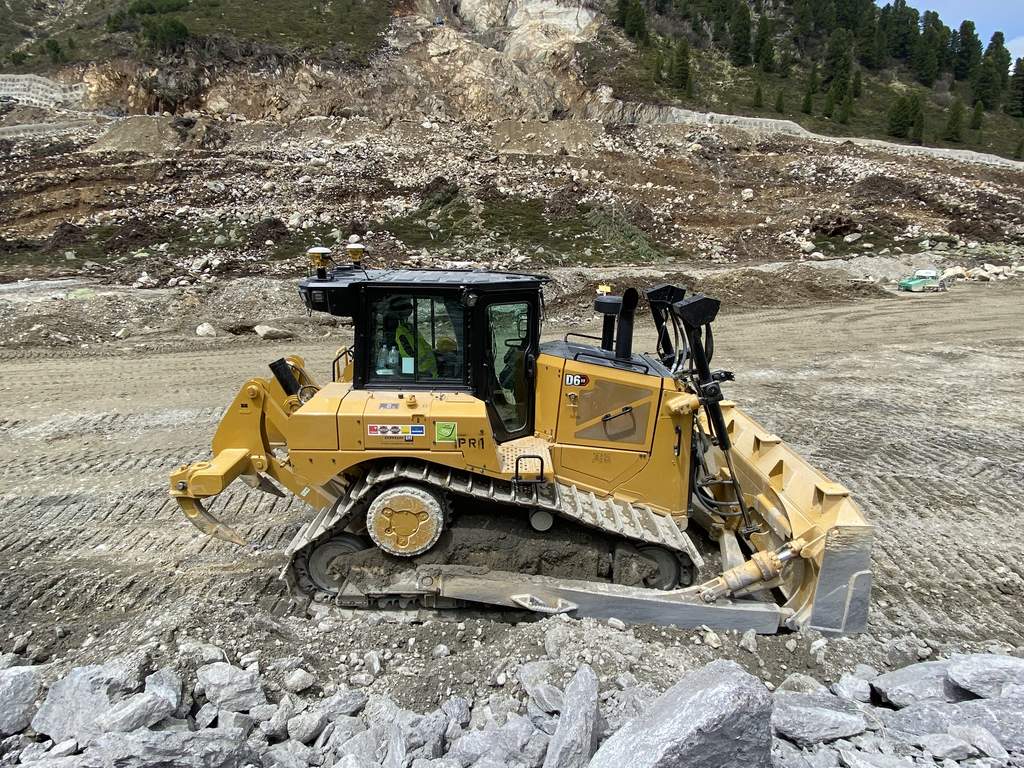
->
[2,0,1023,158]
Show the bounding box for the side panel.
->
[534,355,564,441]
[286,383,347,451]
[554,361,661,453]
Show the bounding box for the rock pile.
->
[0,644,1021,768]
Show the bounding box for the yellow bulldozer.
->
[171,248,872,635]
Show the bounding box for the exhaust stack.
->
[614,288,639,361]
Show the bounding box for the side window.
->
[486,302,531,433]
[370,295,464,383]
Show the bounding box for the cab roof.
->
[298,266,548,317]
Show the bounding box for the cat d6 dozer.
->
[170,249,873,635]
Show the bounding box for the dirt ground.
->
[1,283,1022,710]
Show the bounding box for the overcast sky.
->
[899,1,1024,64]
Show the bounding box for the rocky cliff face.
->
[78,0,601,122]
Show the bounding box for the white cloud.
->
[1008,35,1024,65]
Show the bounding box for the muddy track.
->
[0,285,1022,646]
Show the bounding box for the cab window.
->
[368,294,464,384]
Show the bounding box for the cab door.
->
[480,296,538,443]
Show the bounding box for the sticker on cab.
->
[367,424,426,437]
[435,421,458,443]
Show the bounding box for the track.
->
[0,284,1022,645]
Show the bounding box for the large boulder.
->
[869,661,970,708]
[946,654,1024,698]
[0,667,40,736]
[31,656,147,744]
[518,660,565,714]
[881,696,1024,752]
[543,664,598,768]
[772,691,867,747]
[94,692,175,733]
[196,663,266,712]
[589,660,772,768]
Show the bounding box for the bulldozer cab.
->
[299,267,547,443]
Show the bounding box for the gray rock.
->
[364,651,383,676]
[870,661,970,708]
[95,691,175,733]
[441,696,471,726]
[325,715,367,754]
[773,737,812,768]
[334,755,383,768]
[589,660,772,768]
[946,654,1024,698]
[262,738,315,768]
[335,724,387,765]
[85,728,258,768]
[144,668,182,710]
[283,668,317,694]
[406,710,448,763]
[446,728,508,765]
[852,666,878,682]
[778,674,828,694]
[350,672,375,688]
[0,666,40,736]
[914,733,976,760]
[48,739,78,757]
[195,322,218,338]
[806,745,840,768]
[0,654,28,671]
[196,663,266,712]
[837,751,914,768]
[31,658,146,744]
[254,324,294,340]
[217,711,253,738]
[831,674,871,703]
[544,664,598,768]
[881,697,1024,752]
[262,695,296,740]
[248,704,276,723]
[287,710,327,744]
[518,661,565,714]
[195,702,219,729]
[946,725,1008,760]
[773,691,867,747]
[323,688,369,719]
[20,740,52,763]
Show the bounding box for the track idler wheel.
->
[291,533,371,597]
[613,543,696,589]
[366,484,446,557]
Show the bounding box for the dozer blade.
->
[700,402,875,635]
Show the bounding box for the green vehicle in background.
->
[897,268,948,293]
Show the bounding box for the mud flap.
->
[808,525,874,635]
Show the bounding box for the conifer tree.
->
[823,89,835,118]
[985,32,1012,90]
[670,39,690,91]
[624,0,647,42]
[754,16,774,72]
[953,20,982,81]
[969,100,984,130]
[943,98,965,142]
[911,106,924,144]
[1014,137,1023,160]
[837,92,853,124]
[887,95,913,138]
[730,3,752,66]
[775,89,785,113]
[972,57,1001,111]
[1008,59,1024,118]
[753,83,764,108]
[653,50,665,83]
[852,69,862,98]
[801,85,813,114]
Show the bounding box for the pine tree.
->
[837,92,852,124]
[807,64,819,94]
[852,69,862,98]
[985,32,1012,90]
[969,100,984,130]
[911,106,924,144]
[1008,59,1024,118]
[730,3,752,67]
[972,57,1001,111]
[614,0,629,27]
[943,98,965,142]
[823,28,853,99]
[624,0,647,42]
[887,96,913,138]
[670,39,690,91]
[953,20,982,81]
[774,89,785,113]
[1015,137,1024,160]
[753,83,764,108]
[653,50,665,83]
[823,89,835,118]
[793,0,812,52]
[754,15,774,72]
[801,85,813,114]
